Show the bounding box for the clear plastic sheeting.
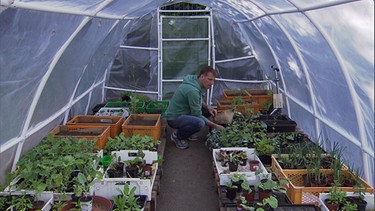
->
[0,0,373,187]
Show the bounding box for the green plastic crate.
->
[146,101,169,116]
[105,101,145,114]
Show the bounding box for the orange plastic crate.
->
[216,100,260,114]
[246,89,273,111]
[271,155,374,204]
[48,125,110,149]
[222,89,252,101]
[122,114,162,141]
[66,115,124,138]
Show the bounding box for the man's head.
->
[198,66,217,89]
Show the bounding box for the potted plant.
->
[254,173,288,202]
[224,182,238,201]
[324,180,347,211]
[74,172,97,211]
[112,183,144,211]
[254,195,279,211]
[341,200,358,211]
[3,192,34,211]
[231,173,247,192]
[241,180,256,203]
[238,151,248,166]
[228,151,240,172]
[254,136,277,165]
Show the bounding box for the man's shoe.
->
[187,135,199,141]
[171,132,189,149]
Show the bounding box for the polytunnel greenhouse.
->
[0,0,374,210]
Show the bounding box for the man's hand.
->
[208,106,218,117]
[213,123,224,130]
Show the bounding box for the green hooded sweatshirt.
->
[165,75,208,123]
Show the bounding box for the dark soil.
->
[56,131,101,136]
[128,120,156,126]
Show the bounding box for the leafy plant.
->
[327,180,347,205]
[7,135,101,194]
[73,172,97,197]
[241,180,253,194]
[255,195,278,210]
[5,193,34,211]
[224,181,237,189]
[341,200,358,211]
[104,133,160,154]
[254,173,288,193]
[112,183,141,211]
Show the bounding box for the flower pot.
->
[324,199,340,211]
[79,195,93,211]
[142,163,153,177]
[345,196,367,211]
[126,165,139,178]
[239,158,247,166]
[228,161,239,172]
[249,160,260,171]
[242,190,256,203]
[258,190,272,202]
[225,187,237,200]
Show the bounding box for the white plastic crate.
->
[93,150,158,201]
[0,191,54,211]
[319,192,374,211]
[213,147,271,185]
[95,107,129,118]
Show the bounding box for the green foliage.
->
[206,113,267,149]
[342,200,358,211]
[327,180,347,205]
[112,183,141,211]
[224,182,237,189]
[73,172,96,197]
[5,194,34,211]
[8,135,101,194]
[104,133,160,154]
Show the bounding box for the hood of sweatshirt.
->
[182,75,201,91]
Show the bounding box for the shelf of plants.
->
[213,147,271,186]
[94,150,159,201]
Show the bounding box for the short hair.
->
[198,66,217,78]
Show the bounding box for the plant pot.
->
[242,190,256,203]
[142,163,153,177]
[126,165,139,178]
[249,160,260,171]
[225,187,237,201]
[345,196,367,211]
[240,158,247,166]
[258,154,272,166]
[324,199,340,211]
[79,195,93,211]
[60,196,112,211]
[258,190,272,202]
[228,161,239,172]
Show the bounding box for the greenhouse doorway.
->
[159,3,212,100]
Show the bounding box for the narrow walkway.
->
[156,126,219,211]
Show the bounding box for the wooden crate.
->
[216,100,260,114]
[49,125,110,149]
[66,115,124,138]
[122,114,162,141]
[222,89,252,101]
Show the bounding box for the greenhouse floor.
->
[156,123,220,211]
